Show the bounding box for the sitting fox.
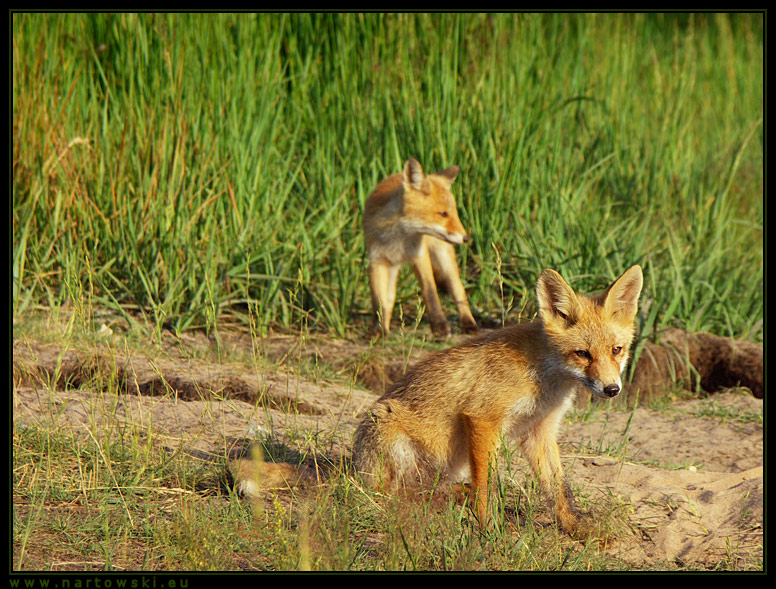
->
[352,265,644,535]
[363,158,478,339]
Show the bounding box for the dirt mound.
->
[629,328,763,402]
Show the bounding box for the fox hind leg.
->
[353,403,396,490]
[353,401,428,491]
[427,240,478,334]
[410,248,451,339]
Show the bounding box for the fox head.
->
[536,265,644,399]
[400,158,470,245]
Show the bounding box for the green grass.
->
[12,12,763,343]
[12,415,629,571]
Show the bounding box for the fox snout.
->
[580,373,623,399]
[589,380,621,399]
[443,230,471,246]
[585,379,621,399]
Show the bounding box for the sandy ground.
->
[12,330,763,570]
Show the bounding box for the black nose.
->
[463,235,471,244]
[603,384,620,397]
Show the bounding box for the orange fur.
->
[353,266,643,534]
[363,158,477,339]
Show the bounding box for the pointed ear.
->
[602,265,643,323]
[434,165,460,186]
[537,269,582,326]
[402,158,426,190]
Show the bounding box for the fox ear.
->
[602,265,643,322]
[435,165,460,186]
[537,269,581,326]
[403,158,426,190]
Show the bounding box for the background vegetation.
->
[12,12,763,344]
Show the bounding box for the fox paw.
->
[461,318,479,334]
[431,322,451,340]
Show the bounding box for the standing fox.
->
[363,158,478,339]
[352,265,643,535]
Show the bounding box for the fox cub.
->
[352,265,644,534]
[363,158,478,339]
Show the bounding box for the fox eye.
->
[574,350,591,360]
[612,346,622,356]
[439,211,449,218]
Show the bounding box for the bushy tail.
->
[229,447,316,501]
